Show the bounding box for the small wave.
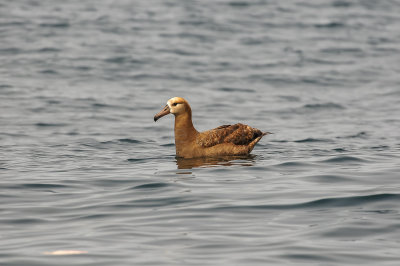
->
[300,77,347,87]
[3,218,46,224]
[340,131,368,139]
[306,58,355,65]
[368,145,390,151]
[240,37,264,46]
[283,253,335,262]
[273,161,312,168]
[379,89,400,97]
[104,56,128,64]
[321,47,364,55]
[332,1,352,7]
[35,122,67,127]
[294,138,331,143]
[118,138,142,144]
[161,33,212,42]
[47,99,61,104]
[39,69,58,75]
[178,20,207,26]
[304,174,353,183]
[302,102,345,110]
[161,143,175,147]
[79,214,112,220]
[0,84,13,88]
[179,33,211,42]
[130,196,193,208]
[92,103,112,108]
[99,139,143,146]
[158,48,199,56]
[306,193,400,208]
[322,155,367,163]
[0,21,26,27]
[213,193,400,211]
[21,183,69,189]
[215,87,255,93]
[132,183,169,190]
[127,158,155,162]
[75,66,91,71]
[104,57,145,65]
[0,48,21,54]
[38,47,61,53]
[332,148,347,152]
[270,140,288,143]
[228,1,251,7]
[39,22,70,28]
[314,22,345,28]
[277,95,301,102]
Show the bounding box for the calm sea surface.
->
[1,0,400,265]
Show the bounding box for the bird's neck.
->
[174,110,198,147]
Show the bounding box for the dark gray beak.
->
[154,105,170,122]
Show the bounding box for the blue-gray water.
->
[1,0,400,265]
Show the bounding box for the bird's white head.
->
[167,97,188,115]
[154,97,190,122]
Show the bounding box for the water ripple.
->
[214,193,400,211]
[132,183,170,190]
[322,156,368,163]
[1,0,400,264]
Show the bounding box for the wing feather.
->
[196,123,264,148]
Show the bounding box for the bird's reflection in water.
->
[176,154,256,170]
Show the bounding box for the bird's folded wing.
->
[196,123,264,148]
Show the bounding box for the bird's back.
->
[196,123,265,148]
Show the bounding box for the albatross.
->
[154,97,270,158]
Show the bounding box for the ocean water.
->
[1,0,400,265]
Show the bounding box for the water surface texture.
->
[1,0,400,265]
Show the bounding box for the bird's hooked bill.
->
[154,105,170,122]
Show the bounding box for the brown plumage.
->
[154,97,270,158]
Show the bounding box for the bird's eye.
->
[172,103,178,106]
